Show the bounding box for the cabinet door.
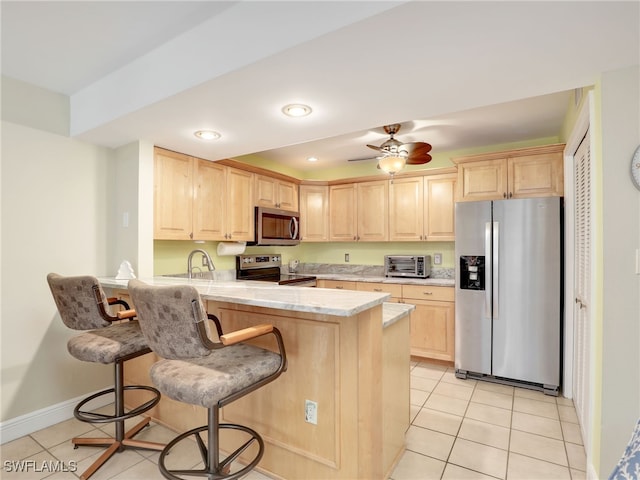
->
[408,300,455,362]
[329,184,357,241]
[226,168,254,241]
[509,152,564,198]
[389,177,424,241]
[254,175,278,208]
[193,159,226,240]
[456,159,508,202]
[154,149,193,240]
[357,180,388,241]
[277,181,299,211]
[255,175,299,210]
[299,185,329,242]
[424,174,456,241]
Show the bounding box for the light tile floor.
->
[1,360,587,480]
[389,360,587,480]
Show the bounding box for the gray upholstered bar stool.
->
[47,273,165,480]
[128,279,287,480]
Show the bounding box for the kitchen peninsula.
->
[99,276,413,480]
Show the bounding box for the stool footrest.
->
[74,385,161,424]
[159,423,265,480]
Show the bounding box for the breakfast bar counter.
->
[100,277,412,480]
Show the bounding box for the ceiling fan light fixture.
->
[194,130,221,140]
[282,103,312,117]
[378,155,406,175]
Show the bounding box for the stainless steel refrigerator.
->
[454,197,562,395]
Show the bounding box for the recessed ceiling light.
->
[307,156,318,162]
[282,104,312,117]
[194,130,221,140]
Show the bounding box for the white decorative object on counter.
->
[217,241,246,256]
[115,260,136,280]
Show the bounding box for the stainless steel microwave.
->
[251,206,300,246]
[384,255,431,278]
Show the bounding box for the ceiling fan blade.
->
[405,153,433,165]
[347,156,377,162]
[399,141,432,155]
[366,144,386,153]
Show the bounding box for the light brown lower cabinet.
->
[317,280,455,362]
[402,285,455,362]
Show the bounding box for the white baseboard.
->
[0,390,112,444]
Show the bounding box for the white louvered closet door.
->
[573,129,592,449]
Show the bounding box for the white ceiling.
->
[2,1,638,172]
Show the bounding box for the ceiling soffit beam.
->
[69,1,407,137]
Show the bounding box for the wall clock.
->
[632,145,640,191]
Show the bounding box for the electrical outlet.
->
[434,253,442,265]
[305,400,318,425]
[345,253,350,262]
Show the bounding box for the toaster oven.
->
[384,255,431,278]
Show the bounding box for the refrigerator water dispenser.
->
[459,256,485,290]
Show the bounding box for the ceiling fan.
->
[350,123,433,175]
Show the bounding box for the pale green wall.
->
[154,240,454,275]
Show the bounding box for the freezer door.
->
[492,197,562,386]
[455,201,492,375]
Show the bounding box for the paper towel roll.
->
[217,241,247,256]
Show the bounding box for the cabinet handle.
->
[335,286,344,289]
[509,192,513,198]
[423,291,433,296]
[503,192,507,198]
[374,288,382,292]
[189,232,193,239]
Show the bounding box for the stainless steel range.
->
[236,254,317,287]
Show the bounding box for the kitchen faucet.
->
[187,249,215,279]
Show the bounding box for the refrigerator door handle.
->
[493,221,499,319]
[485,222,492,319]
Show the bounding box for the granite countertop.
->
[99,276,391,318]
[313,273,455,287]
[383,302,415,328]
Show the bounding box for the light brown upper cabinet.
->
[154,148,254,241]
[219,167,254,241]
[329,180,388,241]
[254,174,299,211]
[154,149,194,240]
[389,174,456,241]
[453,144,564,202]
[425,174,456,240]
[299,184,329,242]
[329,183,358,241]
[357,180,388,241]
